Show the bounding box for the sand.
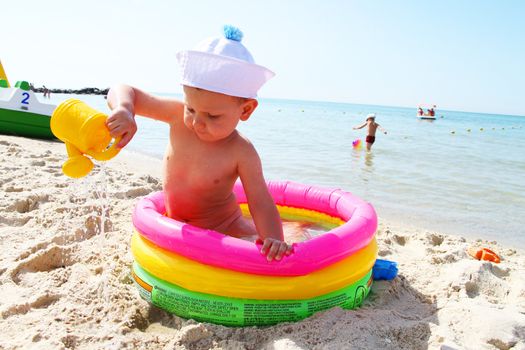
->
[0,134,524,350]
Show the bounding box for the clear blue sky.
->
[3,0,524,115]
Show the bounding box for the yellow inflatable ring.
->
[131,232,377,300]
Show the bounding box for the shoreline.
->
[0,134,524,349]
[32,87,109,95]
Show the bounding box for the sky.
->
[2,0,524,116]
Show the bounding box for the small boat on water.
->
[0,61,56,139]
[417,104,437,121]
[417,114,436,120]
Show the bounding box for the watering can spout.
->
[62,142,94,178]
[50,99,121,178]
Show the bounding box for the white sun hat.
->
[366,113,376,120]
[176,25,275,98]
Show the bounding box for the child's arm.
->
[106,84,184,148]
[353,122,367,130]
[378,124,387,134]
[238,143,292,261]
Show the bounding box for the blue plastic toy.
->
[372,259,398,280]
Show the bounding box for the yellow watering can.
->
[50,99,121,178]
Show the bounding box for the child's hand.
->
[258,238,293,261]
[106,106,137,148]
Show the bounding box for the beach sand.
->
[1,134,524,350]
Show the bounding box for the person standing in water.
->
[353,113,387,151]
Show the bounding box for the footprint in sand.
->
[1,293,61,319]
[30,160,46,166]
[455,263,512,302]
[428,233,444,246]
[486,338,521,350]
[431,253,459,265]
[9,245,75,284]
[60,334,79,349]
[378,248,392,257]
[4,185,23,192]
[141,174,161,186]
[11,194,49,213]
[28,154,44,159]
[464,280,480,298]
[15,228,96,265]
[489,264,510,279]
[44,156,61,162]
[175,324,212,346]
[0,215,31,227]
[392,234,407,246]
[0,176,13,187]
[7,146,21,155]
[377,229,407,247]
[429,245,462,264]
[115,181,160,199]
[123,307,151,332]
[15,241,53,262]
[113,174,162,198]
[122,187,151,199]
[44,165,62,174]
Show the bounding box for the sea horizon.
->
[146,91,525,118]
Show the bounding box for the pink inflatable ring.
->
[132,181,377,276]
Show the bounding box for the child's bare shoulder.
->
[233,132,259,160]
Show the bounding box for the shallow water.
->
[44,93,525,247]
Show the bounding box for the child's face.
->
[183,86,256,142]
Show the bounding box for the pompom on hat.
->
[176,25,275,98]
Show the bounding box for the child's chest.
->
[165,132,238,190]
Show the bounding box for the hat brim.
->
[177,50,275,98]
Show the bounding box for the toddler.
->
[106,26,291,261]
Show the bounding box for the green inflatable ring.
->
[132,263,373,326]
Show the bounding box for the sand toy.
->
[372,259,398,280]
[467,247,501,263]
[50,99,121,178]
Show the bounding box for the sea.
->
[44,93,525,248]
